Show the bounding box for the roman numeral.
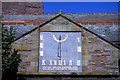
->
[40,35,43,40]
[77,47,81,52]
[40,43,43,48]
[77,37,80,42]
[42,60,45,65]
[40,51,44,56]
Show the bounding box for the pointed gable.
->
[12,14,119,75]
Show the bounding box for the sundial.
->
[39,32,82,72]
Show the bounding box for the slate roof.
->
[2,13,120,20]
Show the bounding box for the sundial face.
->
[39,32,82,72]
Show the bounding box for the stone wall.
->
[82,29,119,74]
[12,29,39,72]
[12,16,119,75]
[2,2,43,14]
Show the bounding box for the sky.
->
[43,2,119,14]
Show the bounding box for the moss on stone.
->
[15,45,28,50]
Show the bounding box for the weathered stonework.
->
[40,17,81,31]
[12,29,39,72]
[2,2,43,15]
[12,15,119,75]
[82,29,119,74]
